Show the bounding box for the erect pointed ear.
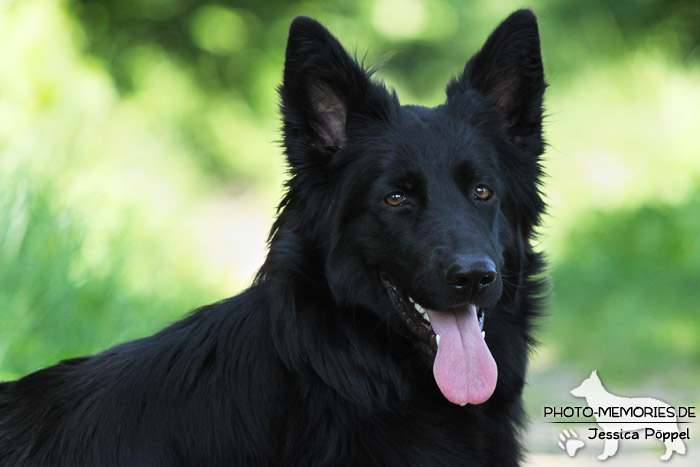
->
[280,17,393,166]
[447,9,545,146]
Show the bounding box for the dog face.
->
[278,11,545,405]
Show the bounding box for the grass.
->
[0,176,220,378]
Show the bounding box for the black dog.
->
[0,10,546,466]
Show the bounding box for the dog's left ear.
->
[448,9,545,148]
[280,17,393,166]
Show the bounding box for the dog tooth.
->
[460,403,467,407]
[414,302,425,314]
[436,334,441,346]
[424,313,431,323]
[481,331,485,339]
[408,296,414,304]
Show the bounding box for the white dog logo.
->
[570,370,686,461]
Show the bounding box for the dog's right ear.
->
[280,17,393,167]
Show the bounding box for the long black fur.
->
[0,10,547,466]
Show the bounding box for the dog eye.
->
[385,192,407,206]
[474,185,493,201]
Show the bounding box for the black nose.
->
[444,255,497,294]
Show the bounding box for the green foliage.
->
[547,194,700,383]
[72,0,700,181]
[0,177,216,378]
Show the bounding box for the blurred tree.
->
[68,0,699,182]
[548,192,700,383]
[70,0,699,95]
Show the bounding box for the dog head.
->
[273,11,546,405]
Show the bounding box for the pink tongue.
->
[427,305,498,405]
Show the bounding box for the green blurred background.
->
[1,0,698,459]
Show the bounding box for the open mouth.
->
[380,273,497,406]
[380,274,485,350]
